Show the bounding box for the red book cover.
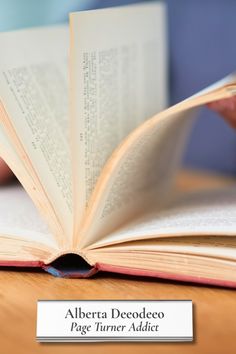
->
[1,259,236,288]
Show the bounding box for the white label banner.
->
[36,300,193,342]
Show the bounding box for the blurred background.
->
[1,0,236,175]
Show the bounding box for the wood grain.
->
[1,170,236,354]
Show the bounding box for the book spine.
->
[0,259,99,277]
[42,263,99,278]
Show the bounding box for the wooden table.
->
[1,170,236,354]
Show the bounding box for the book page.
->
[0,184,55,246]
[89,236,236,262]
[89,186,236,248]
[78,80,236,249]
[0,109,64,242]
[0,26,73,240]
[79,108,195,248]
[0,184,58,262]
[86,245,236,283]
[70,2,167,231]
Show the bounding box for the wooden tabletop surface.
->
[1,170,236,354]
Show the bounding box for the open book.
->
[0,2,236,287]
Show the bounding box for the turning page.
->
[78,77,236,249]
[79,108,196,248]
[70,2,167,233]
